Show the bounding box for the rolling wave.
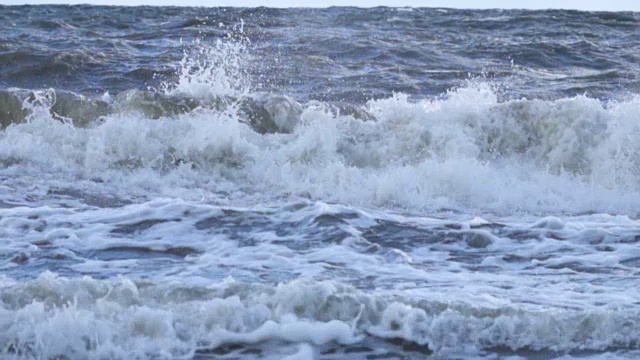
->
[2,81,640,214]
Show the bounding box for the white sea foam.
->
[2,270,640,359]
[2,195,640,358]
[2,81,640,215]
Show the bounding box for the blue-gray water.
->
[2,5,640,359]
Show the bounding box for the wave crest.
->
[2,82,640,214]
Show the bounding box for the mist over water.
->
[2,5,640,359]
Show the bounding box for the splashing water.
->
[161,35,251,100]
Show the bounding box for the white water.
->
[2,197,640,358]
[2,81,640,214]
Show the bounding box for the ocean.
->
[1,5,640,359]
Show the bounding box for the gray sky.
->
[2,0,640,11]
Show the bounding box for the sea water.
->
[1,5,640,359]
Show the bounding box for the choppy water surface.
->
[2,5,640,359]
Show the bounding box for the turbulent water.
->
[2,5,640,359]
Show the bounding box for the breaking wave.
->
[2,38,640,215]
[2,85,640,215]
